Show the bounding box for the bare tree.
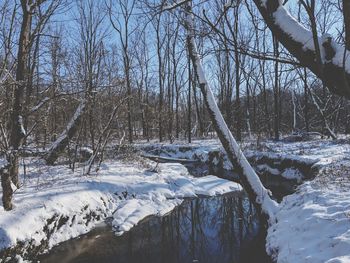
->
[108,0,136,143]
[45,0,107,165]
[2,0,61,210]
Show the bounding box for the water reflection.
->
[40,192,271,263]
[185,163,295,201]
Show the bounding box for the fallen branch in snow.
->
[141,154,197,164]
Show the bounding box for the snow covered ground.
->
[0,157,241,259]
[267,181,350,263]
[264,139,350,263]
[1,138,350,262]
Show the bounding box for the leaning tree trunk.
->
[184,2,278,222]
[45,100,86,165]
[253,0,350,99]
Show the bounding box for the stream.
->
[38,157,304,263]
[40,192,271,263]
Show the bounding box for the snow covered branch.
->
[184,1,278,222]
[253,0,350,98]
[162,0,189,11]
[45,100,86,165]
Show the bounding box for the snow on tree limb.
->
[162,0,190,11]
[45,100,86,165]
[253,0,350,98]
[184,2,278,221]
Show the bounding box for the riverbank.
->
[1,138,350,262]
[265,140,350,262]
[0,158,241,261]
[139,138,350,262]
[40,192,268,263]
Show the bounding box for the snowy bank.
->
[140,138,350,262]
[264,139,350,262]
[139,140,319,189]
[267,182,350,263]
[0,159,241,260]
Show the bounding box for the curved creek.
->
[39,159,305,263]
[40,192,271,263]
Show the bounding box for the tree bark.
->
[232,5,241,141]
[188,52,192,143]
[343,0,350,50]
[273,36,280,140]
[1,163,13,211]
[303,68,310,132]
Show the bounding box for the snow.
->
[267,182,350,263]
[111,163,242,236]
[329,42,350,75]
[281,168,302,182]
[274,7,314,51]
[265,139,349,167]
[257,164,280,176]
[194,175,242,196]
[30,97,49,114]
[273,4,350,74]
[112,198,182,235]
[261,139,350,262]
[18,115,26,137]
[0,158,242,254]
[2,136,350,261]
[162,0,188,11]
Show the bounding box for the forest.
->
[1,0,350,262]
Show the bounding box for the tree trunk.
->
[1,164,13,211]
[292,91,297,131]
[273,36,280,140]
[343,0,350,50]
[233,5,241,141]
[156,23,164,142]
[188,53,192,143]
[175,89,180,139]
[5,1,32,208]
[185,2,278,222]
[303,68,310,132]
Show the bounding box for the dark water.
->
[40,192,271,263]
[185,163,295,201]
